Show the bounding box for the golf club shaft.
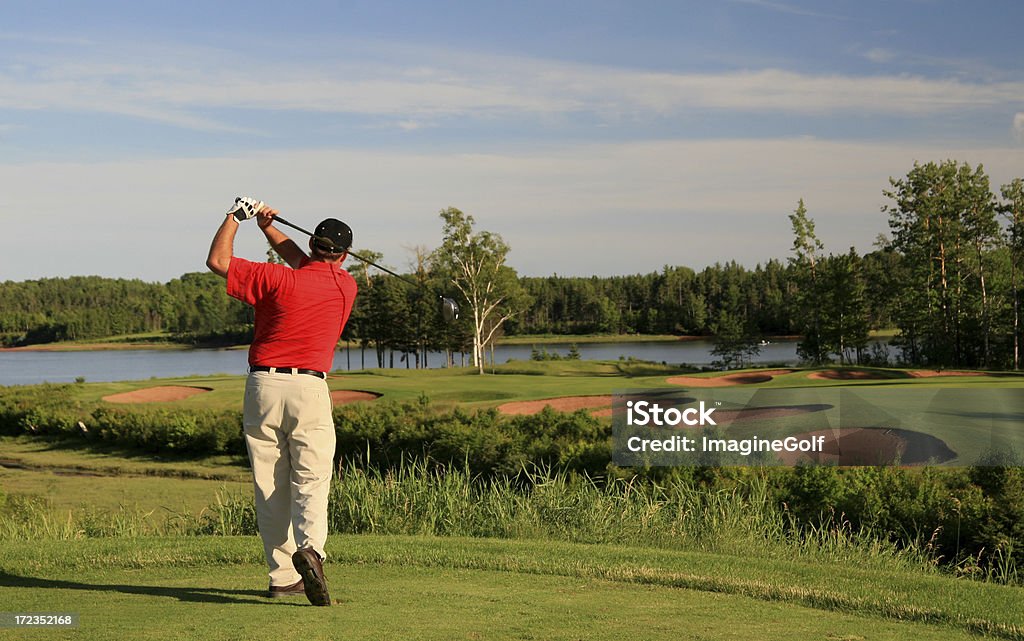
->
[273,215,439,297]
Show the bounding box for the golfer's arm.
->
[262,225,308,269]
[206,215,238,279]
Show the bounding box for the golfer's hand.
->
[256,204,280,229]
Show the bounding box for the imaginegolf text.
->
[626,435,827,456]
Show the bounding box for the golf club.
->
[267,212,460,323]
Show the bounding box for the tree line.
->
[1,160,1021,369]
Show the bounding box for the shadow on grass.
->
[3,435,250,480]
[0,571,305,607]
[806,368,915,381]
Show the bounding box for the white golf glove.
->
[227,196,264,221]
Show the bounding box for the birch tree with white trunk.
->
[434,207,530,374]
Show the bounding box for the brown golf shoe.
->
[292,547,331,606]
[267,578,304,598]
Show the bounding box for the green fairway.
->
[64,360,691,409]
[55,362,1024,411]
[2,535,1020,641]
[653,384,1024,465]
[52,363,1024,467]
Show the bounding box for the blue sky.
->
[1,0,1022,281]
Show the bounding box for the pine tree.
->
[788,199,829,364]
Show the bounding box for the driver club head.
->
[441,297,460,322]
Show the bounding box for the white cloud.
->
[1015,113,1024,141]
[1,41,1021,132]
[863,48,896,64]
[727,0,850,20]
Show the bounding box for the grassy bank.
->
[0,535,1020,640]
[3,452,1021,583]
[496,333,685,344]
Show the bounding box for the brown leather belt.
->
[249,366,327,379]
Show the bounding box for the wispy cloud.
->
[1014,113,1024,142]
[2,41,1021,134]
[854,44,1010,81]
[863,48,896,64]
[397,120,428,131]
[0,32,96,46]
[727,0,851,21]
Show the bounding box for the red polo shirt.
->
[227,257,357,373]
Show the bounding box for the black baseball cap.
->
[313,218,353,254]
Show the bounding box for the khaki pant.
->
[243,371,335,586]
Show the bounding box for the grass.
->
[322,463,931,568]
[0,532,1015,638]
[36,362,683,410]
[0,434,250,526]
[0,535,1020,641]
[496,333,685,344]
[0,458,924,564]
[60,362,1024,413]
[3,362,1024,639]
[0,456,966,572]
[0,435,249,481]
[0,467,248,517]
[9,362,1024,468]
[1,331,191,351]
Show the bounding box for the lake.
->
[0,338,834,386]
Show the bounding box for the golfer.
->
[207,200,358,607]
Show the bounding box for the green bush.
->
[332,401,610,478]
[88,407,244,454]
[776,465,1022,581]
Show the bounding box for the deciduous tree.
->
[433,207,531,374]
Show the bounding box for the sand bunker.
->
[498,395,612,416]
[330,390,381,404]
[103,386,212,403]
[666,369,794,387]
[778,427,956,466]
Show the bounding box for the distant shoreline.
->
[0,333,812,353]
[0,342,195,353]
[1,331,899,353]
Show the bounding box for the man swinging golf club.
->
[207,196,357,606]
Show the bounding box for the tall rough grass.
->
[325,462,936,572]
[0,463,952,576]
